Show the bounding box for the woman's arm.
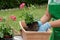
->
[49,20,60,27]
[40,9,51,24]
[40,10,60,27]
[40,7,60,27]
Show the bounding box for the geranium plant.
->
[0,18,14,40]
[20,12,39,31]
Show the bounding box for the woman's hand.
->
[38,22,51,32]
[37,21,43,27]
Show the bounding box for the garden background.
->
[0,0,48,35]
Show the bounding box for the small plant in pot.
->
[0,18,14,40]
[3,25,13,40]
[23,13,39,31]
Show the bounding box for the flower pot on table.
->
[4,35,13,40]
[19,21,52,40]
[4,38,13,40]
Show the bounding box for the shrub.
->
[0,17,14,39]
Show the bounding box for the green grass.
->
[0,5,47,31]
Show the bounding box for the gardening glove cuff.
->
[38,22,51,32]
[37,21,43,27]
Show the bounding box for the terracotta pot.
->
[4,38,13,40]
[19,21,52,40]
[4,35,12,38]
[0,38,13,40]
[4,35,13,40]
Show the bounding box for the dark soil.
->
[24,21,39,31]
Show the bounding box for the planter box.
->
[19,21,52,40]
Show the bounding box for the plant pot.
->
[4,35,13,40]
[19,21,52,40]
[4,38,13,40]
[0,38,13,40]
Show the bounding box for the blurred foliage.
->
[0,0,48,9]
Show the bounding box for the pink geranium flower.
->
[10,15,16,21]
[19,3,25,9]
[0,17,2,22]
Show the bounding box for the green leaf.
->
[0,32,4,38]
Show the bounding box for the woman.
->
[38,0,60,40]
